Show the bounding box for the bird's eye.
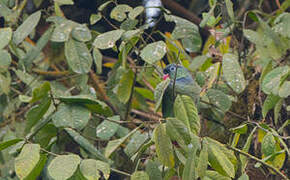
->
[170,67,175,71]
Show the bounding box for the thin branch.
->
[226,145,289,180]
[131,109,163,122]
[111,168,131,177]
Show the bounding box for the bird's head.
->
[163,64,188,80]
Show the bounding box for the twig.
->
[32,69,70,77]
[111,168,131,177]
[226,145,289,180]
[131,109,163,122]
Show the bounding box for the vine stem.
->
[226,145,289,180]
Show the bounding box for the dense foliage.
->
[0,0,289,179]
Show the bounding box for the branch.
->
[131,109,163,122]
[226,145,289,180]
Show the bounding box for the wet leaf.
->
[52,103,90,130]
[71,24,92,42]
[131,171,149,180]
[93,29,124,49]
[153,124,175,168]
[50,19,76,42]
[80,159,110,180]
[48,154,81,180]
[110,4,133,22]
[140,41,167,64]
[124,131,148,157]
[262,66,289,95]
[65,128,109,162]
[65,37,93,74]
[207,89,232,112]
[0,27,12,49]
[13,11,41,45]
[96,118,119,140]
[262,94,281,118]
[154,78,170,111]
[15,144,40,179]
[222,53,246,94]
[174,95,200,135]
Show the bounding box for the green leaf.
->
[189,55,208,71]
[93,30,124,49]
[128,6,144,19]
[96,119,119,140]
[48,154,81,180]
[50,19,75,42]
[110,4,133,22]
[52,103,90,130]
[230,124,248,134]
[13,11,41,45]
[80,159,110,180]
[261,132,276,157]
[145,160,162,180]
[0,27,12,49]
[262,94,281,118]
[117,69,135,103]
[225,0,235,22]
[204,170,231,180]
[0,138,23,151]
[34,124,57,147]
[0,49,12,70]
[262,66,289,95]
[65,128,109,162]
[25,96,51,134]
[153,124,175,168]
[24,154,47,180]
[182,147,197,180]
[90,13,102,25]
[174,95,200,135]
[124,131,148,157]
[279,81,290,97]
[238,173,249,180]
[71,24,92,42]
[154,78,170,111]
[105,125,141,158]
[98,1,113,11]
[131,171,149,180]
[65,37,92,74]
[273,13,290,38]
[166,117,192,146]
[93,47,103,74]
[197,139,208,178]
[30,81,51,103]
[15,144,40,179]
[207,89,232,113]
[207,138,235,178]
[165,14,202,52]
[140,41,167,64]
[222,53,246,94]
[54,0,74,5]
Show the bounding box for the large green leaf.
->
[65,128,109,162]
[52,103,90,130]
[93,47,103,74]
[80,159,110,180]
[222,53,246,94]
[96,119,119,140]
[30,81,51,103]
[207,89,232,112]
[0,27,12,49]
[124,131,148,157]
[166,117,192,146]
[197,139,209,178]
[15,144,40,179]
[128,6,144,19]
[204,170,231,180]
[65,37,92,74]
[182,146,197,180]
[117,69,135,103]
[145,160,162,180]
[206,138,235,178]
[261,132,276,157]
[279,81,290,97]
[71,24,91,42]
[261,66,289,95]
[0,49,12,70]
[273,12,290,38]
[174,95,200,135]
[153,124,175,168]
[131,171,149,180]
[48,154,81,180]
[93,30,124,49]
[140,41,167,64]
[13,11,41,45]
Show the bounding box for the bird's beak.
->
[163,74,169,80]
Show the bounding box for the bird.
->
[162,64,201,117]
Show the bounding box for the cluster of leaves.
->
[0,0,289,180]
